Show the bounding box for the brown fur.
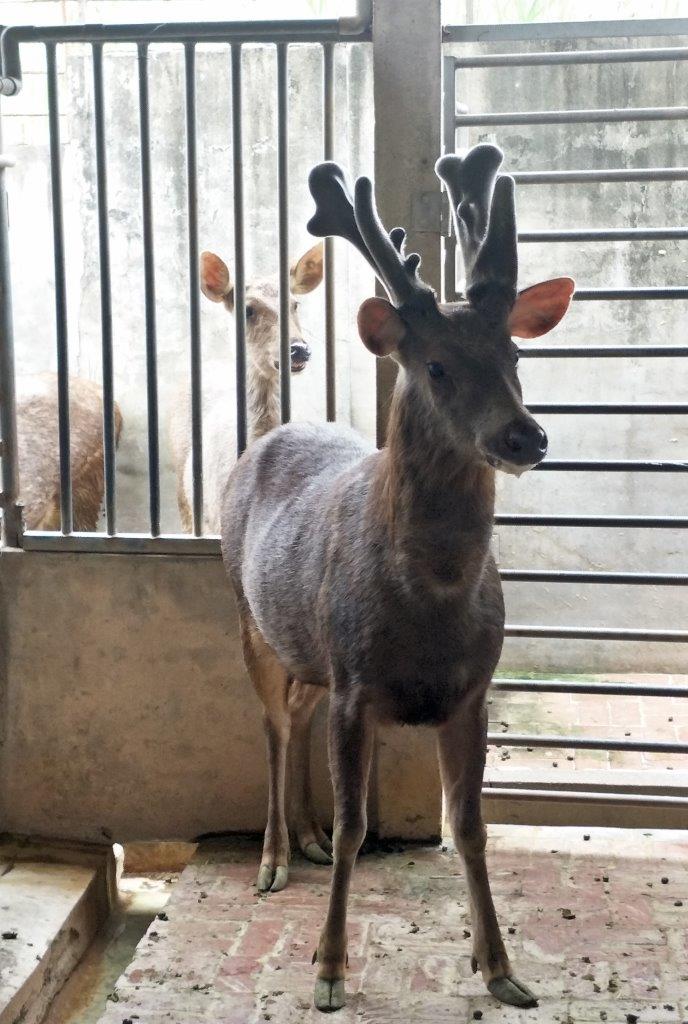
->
[17,373,123,531]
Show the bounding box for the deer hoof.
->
[314,977,346,1012]
[488,975,538,1008]
[304,841,334,866]
[256,864,289,893]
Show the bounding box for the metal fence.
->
[0,8,370,552]
[443,17,687,815]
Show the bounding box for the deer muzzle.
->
[483,417,548,476]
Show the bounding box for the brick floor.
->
[487,674,688,776]
[97,828,688,1024]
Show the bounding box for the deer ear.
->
[357,297,406,357]
[290,242,324,295]
[508,277,575,338]
[200,251,233,303]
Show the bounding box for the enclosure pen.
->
[0,9,686,821]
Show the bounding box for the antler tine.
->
[307,162,378,273]
[353,176,434,308]
[389,226,406,254]
[471,174,518,318]
[435,143,518,319]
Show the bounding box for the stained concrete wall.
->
[0,548,335,841]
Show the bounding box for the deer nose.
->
[290,340,311,370]
[503,420,548,463]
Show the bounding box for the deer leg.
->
[437,694,538,1009]
[288,680,333,865]
[240,613,291,893]
[313,692,374,1012]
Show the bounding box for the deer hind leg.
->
[288,680,333,866]
[437,693,538,1009]
[314,690,374,1012]
[240,612,292,893]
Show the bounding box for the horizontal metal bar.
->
[493,677,688,698]
[519,345,688,358]
[455,106,688,127]
[443,18,688,42]
[495,514,688,528]
[512,167,688,184]
[535,460,688,472]
[528,403,688,414]
[488,733,687,754]
[481,786,688,808]
[3,19,370,46]
[519,227,688,242]
[505,624,688,642]
[572,287,688,300]
[501,569,688,586]
[452,45,688,68]
[21,531,222,555]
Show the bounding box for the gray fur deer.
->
[220,143,574,1011]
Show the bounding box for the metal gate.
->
[443,16,687,822]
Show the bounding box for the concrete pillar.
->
[372,0,444,840]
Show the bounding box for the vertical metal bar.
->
[92,43,116,535]
[0,110,21,546]
[277,42,290,424]
[184,42,203,535]
[46,43,72,534]
[442,54,457,302]
[323,42,336,422]
[137,43,160,537]
[231,43,247,457]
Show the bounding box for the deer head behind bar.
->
[220,143,574,1013]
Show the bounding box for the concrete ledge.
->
[0,842,112,1024]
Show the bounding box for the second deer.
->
[221,144,574,1011]
[169,243,323,534]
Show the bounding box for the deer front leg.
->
[288,680,333,865]
[437,693,538,1009]
[314,691,374,1012]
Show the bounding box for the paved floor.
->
[487,675,687,775]
[97,827,688,1024]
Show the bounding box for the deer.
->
[219,143,574,1012]
[16,373,123,531]
[168,243,323,534]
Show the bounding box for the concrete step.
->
[0,843,112,1024]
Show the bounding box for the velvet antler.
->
[436,143,518,321]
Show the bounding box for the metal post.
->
[93,43,117,535]
[276,43,290,424]
[137,43,160,537]
[46,43,72,535]
[323,42,336,422]
[231,43,247,458]
[0,107,21,546]
[184,42,203,536]
[372,0,443,840]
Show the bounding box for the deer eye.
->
[427,361,445,380]
[245,304,255,319]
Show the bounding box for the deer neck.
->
[247,364,281,443]
[378,376,496,591]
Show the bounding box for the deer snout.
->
[503,419,547,463]
[290,339,311,373]
[484,418,548,475]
